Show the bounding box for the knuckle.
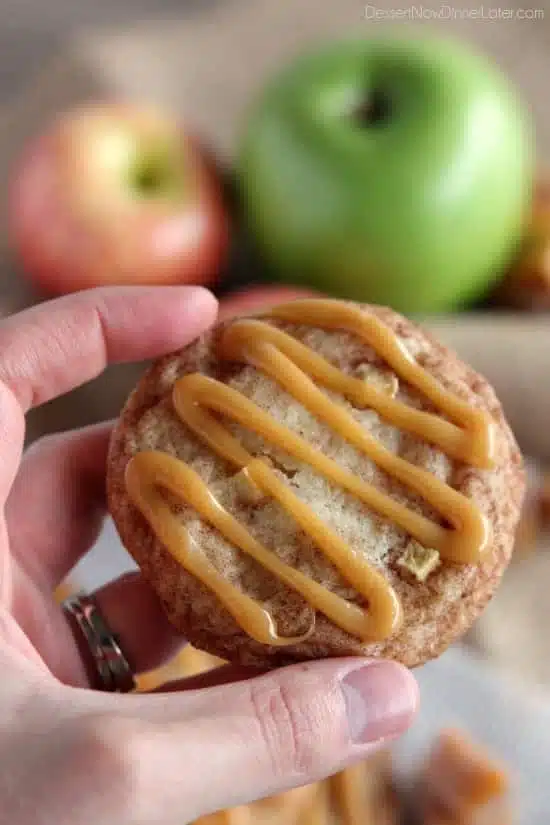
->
[25,429,65,458]
[246,669,338,780]
[38,433,62,455]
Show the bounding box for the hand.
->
[0,286,418,825]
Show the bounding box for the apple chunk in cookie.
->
[108,298,524,669]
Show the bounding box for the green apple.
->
[237,37,533,313]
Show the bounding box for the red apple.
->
[9,103,229,294]
[219,285,317,321]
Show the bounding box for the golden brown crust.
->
[107,302,524,669]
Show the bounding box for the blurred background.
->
[0,0,210,103]
[2,1,550,822]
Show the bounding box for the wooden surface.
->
[0,0,211,106]
[1,0,549,444]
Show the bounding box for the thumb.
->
[103,657,418,823]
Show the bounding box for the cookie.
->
[107,298,524,668]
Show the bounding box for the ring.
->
[63,592,136,693]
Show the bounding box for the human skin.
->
[0,285,417,825]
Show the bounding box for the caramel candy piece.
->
[54,581,76,603]
[194,785,320,825]
[136,643,223,692]
[412,729,512,825]
[397,541,440,582]
[329,750,399,825]
[496,176,550,311]
[512,495,540,562]
[192,744,399,825]
[537,470,550,528]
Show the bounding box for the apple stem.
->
[133,163,163,194]
[352,89,392,127]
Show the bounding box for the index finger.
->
[0,285,218,412]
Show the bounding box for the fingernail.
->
[341,661,418,744]
[179,286,218,315]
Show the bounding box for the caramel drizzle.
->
[125,300,495,646]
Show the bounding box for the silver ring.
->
[63,592,136,693]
